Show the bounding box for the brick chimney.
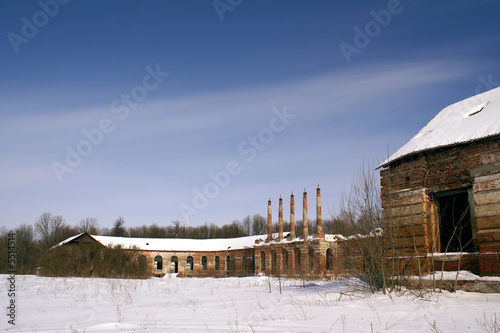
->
[278,196,283,241]
[290,192,296,239]
[316,186,324,238]
[303,190,308,239]
[267,199,272,242]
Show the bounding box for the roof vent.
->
[465,102,489,117]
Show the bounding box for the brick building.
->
[378,86,500,276]
[54,188,351,278]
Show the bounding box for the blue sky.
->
[1,0,499,230]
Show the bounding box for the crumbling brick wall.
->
[380,136,500,276]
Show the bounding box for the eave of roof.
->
[378,86,500,169]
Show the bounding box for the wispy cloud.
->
[0,58,480,227]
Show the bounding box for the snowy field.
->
[2,274,499,332]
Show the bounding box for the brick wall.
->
[380,136,500,276]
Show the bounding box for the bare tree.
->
[241,215,252,236]
[78,217,99,234]
[15,224,37,274]
[35,213,67,249]
[112,216,127,237]
[252,214,266,235]
[171,220,185,238]
[336,160,386,293]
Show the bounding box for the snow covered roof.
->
[55,233,268,252]
[379,86,500,168]
[50,232,88,249]
[54,232,352,252]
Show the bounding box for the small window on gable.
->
[465,102,488,117]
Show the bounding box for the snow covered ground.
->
[2,274,499,332]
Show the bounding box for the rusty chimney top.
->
[303,190,308,239]
[278,197,284,241]
[290,192,296,239]
[316,186,324,238]
[266,199,272,242]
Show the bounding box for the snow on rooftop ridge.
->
[50,232,86,250]
[379,86,500,168]
[89,234,268,252]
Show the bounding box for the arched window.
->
[282,249,288,273]
[326,248,334,271]
[260,251,266,271]
[226,256,231,271]
[187,256,194,271]
[271,250,277,275]
[214,256,220,270]
[138,255,147,269]
[201,256,208,270]
[309,248,314,273]
[170,256,178,273]
[154,255,163,270]
[294,248,301,274]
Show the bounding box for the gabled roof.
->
[379,86,500,168]
[50,233,97,249]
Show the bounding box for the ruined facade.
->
[55,188,355,278]
[378,87,500,276]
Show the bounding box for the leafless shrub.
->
[477,312,500,333]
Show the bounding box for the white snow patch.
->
[3,274,499,332]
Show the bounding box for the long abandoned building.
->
[54,86,500,278]
[54,188,351,278]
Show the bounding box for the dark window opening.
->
[201,256,207,270]
[326,248,334,271]
[294,248,301,274]
[154,255,163,270]
[308,248,314,273]
[282,249,288,273]
[243,255,253,275]
[214,256,220,271]
[436,189,474,253]
[271,250,277,275]
[260,251,266,271]
[170,256,178,273]
[226,256,231,271]
[187,256,194,271]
